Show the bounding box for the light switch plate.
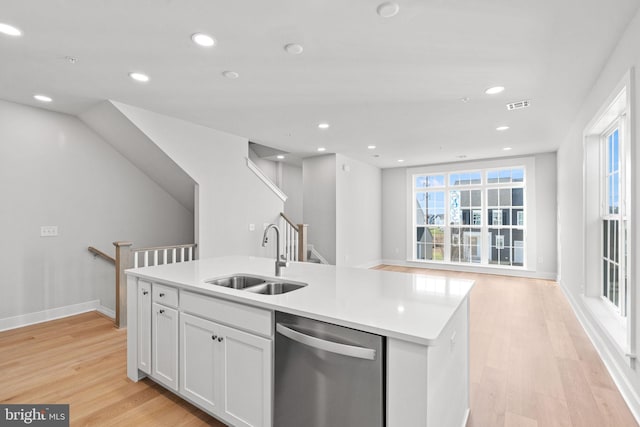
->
[40,226,58,237]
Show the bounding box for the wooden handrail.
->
[279,212,299,231]
[88,246,115,264]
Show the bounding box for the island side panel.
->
[427,298,470,427]
[386,337,429,426]
[386,297,470,427]
[126,275,142,381]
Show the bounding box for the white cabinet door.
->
[137,281,152,374]
[152,303,178,391]
[219,324,272,427]
[179,313,221,414]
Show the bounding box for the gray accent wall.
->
[0,99,194,319]
[303,155,337,265]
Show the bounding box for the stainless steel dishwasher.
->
[274,312,385,427]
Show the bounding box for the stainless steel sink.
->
[243,282,306,295]
[205,274,306,295]
[205,275,267,289]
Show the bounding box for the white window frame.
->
[582,69,633,360]
[406,156,537,272]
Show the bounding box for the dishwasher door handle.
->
[276,323,376,360]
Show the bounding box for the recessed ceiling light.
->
[191,33,215,47]
[503,147,513,151]
[0,23,22,37]
[317,147,326,152]
[222,70,239,79]
[397,159,404,163]
[377,2,400,18]
[276,155,285,160]
[64,56,79,64]
[485,86,505,95]
[460,97,471,103]
[457,155,467,159]
[318,123,330,129]
[284,43,304,55]
[129,72,150,83]
[496,126,510,131]
[367,145,376,150]
[33,94,52,103]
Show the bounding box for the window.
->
[583,72,632,332]
[487,168,525,267]
[415,175,445,261]
[412,166,526,268]
[601,127,627,314]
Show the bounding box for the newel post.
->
[113,241,134,329]
[297,224,308,262]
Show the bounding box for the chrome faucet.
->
[262,224,288,277]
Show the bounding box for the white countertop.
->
[126,256,474,345]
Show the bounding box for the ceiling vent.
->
[506,100,531,111]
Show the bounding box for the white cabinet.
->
[152,302,178,391]
[219,322,272,427]
[180,312,272,427]
[180,313,220,413]
[137,281,152,374]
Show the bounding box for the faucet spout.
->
[262,224,288,276]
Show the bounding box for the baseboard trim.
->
[558,281,640,425]
[380,259,557,280]
[353,259,384,269]
[0,300,114,332]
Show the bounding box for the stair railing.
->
[108,241,197,329]
[278,213,307,262]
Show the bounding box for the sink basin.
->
[205,275,267,289]
[206,274,307,295]
[243,282,307,295]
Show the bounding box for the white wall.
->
[281,163,303,224]
[0,99,193,320]
[303,155,337,264]
[556,7,640,419]
[380,153,557,279]
[112,102,284,259]
[335,154,382,267]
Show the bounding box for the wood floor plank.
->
[0,312,225,427]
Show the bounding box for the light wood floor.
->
[0,312,224,426]
[1,268,637,427]
[375,265,638,427]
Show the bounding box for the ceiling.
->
[1,0,638,168]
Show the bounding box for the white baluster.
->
[180,247,185,262]
[172,248,177,264]
[163,249,168,265]
[134,252,139,268]
[294,228,298,261]
[188,246,193,261]
[143,251,149,267]
[153,250,158,266]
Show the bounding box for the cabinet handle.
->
[142,290,149,295]
[211,335,217,340]
[159,293,165,297]
[159,309,165,314]
[217,337,224,342]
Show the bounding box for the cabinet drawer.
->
[153,283,178,308]
[181,291,272,338]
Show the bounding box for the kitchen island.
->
[126,256,474,427]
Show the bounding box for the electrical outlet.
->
[40,226,58,237]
